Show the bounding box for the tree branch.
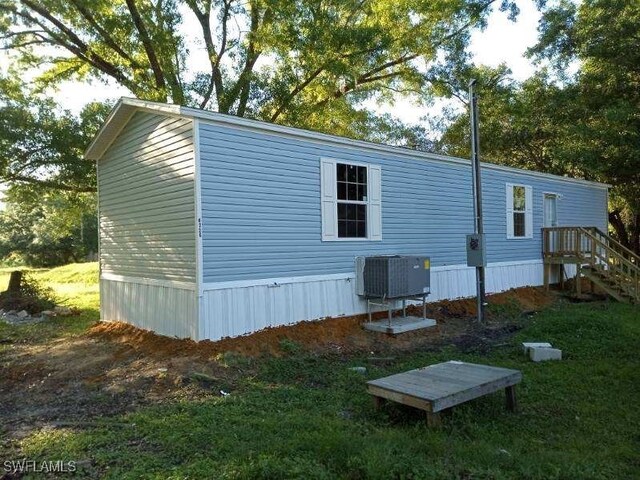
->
[69,0,144,74]
[308,0,497,112]
[225,0,264,114]
[4,174,96,193]
[11,2,135,90]
[269,65,325,122]
[314,70,407,108]
[124,0,166,92]
[186,0,225,109]
[268,0,370,122]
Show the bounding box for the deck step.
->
[543,226,639,304]
[581,267,632,304]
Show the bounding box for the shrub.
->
[0,273,57,314]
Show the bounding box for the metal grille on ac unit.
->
[355,255,430,299]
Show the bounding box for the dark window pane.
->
[514,212,525,237]
[334,163,369,239]
[337,182,347,200]
[346,221,356,237]
[338,220,347,238]
[346,183,357,201]
[347,165,357,182]
[337,203,368,238]
[357,184,367,201]
[337,203,347,220]
[358,166,367,184]
[348,204,357,220]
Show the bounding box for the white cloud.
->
[470,0,541,81]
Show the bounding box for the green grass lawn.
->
[0,262,99,342]
[2,264,639,479]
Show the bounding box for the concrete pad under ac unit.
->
[363,316,437,334]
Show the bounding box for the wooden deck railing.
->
[542,226,640,302]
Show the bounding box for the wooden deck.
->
[367,361,522,426]
[542,226,639,303]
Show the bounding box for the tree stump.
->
[0,271,23,308]
[7,271,23,293]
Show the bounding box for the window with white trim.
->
[506,183,533,239]
[320,158,382,241]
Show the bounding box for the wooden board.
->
[367,361,522,413]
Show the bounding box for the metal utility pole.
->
[469,79,486,323]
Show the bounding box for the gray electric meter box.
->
[466,233,487,267]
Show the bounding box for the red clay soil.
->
[88,286,555,358]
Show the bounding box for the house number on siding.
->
[198,218,202,238]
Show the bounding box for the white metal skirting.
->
[100,277,197,339]
[200,260,544,341]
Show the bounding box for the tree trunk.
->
[631,213,640,255]
[6,271,23,293]
[608,210,640,255]
[609,210,630,248]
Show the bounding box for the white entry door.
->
[543,194,558,228]
[544,193,559,255]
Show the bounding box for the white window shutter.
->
[525,185,533,238]
[506,183,514,239]
[320,158,337,241]
[368,165,382,240]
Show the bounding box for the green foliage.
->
[0,272,56,313]
[0,75,110,192]
[436,0,640,252]
[0,263,98,342]
[0,188,97,267]
[0,0,513,136]
[278,337,301,355]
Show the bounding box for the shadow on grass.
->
[0,309,99,344]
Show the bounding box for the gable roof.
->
[85,97,609,189]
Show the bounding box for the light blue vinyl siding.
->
[99,112,196,282]
[199,123,607,283]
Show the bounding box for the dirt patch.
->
[88,286,554,358]
[0,286,555,453]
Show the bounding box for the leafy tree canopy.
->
[0,75,111,192]
[436,0,640,251]
[0,186,97,266]
[0,0,516,133]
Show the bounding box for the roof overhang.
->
[84,97,610,189]
[84,98,184,160]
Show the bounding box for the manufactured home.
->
[85,98,609,341]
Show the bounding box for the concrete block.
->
[529,347,562,362]
[54,306,72,315]
[522,342,552,354]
